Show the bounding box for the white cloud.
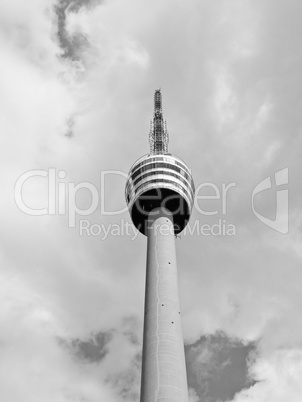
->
[232,349,302,402]
[189,387,200,402]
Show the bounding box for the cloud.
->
[0,255,117,401]
[60,330,113,362]
[189,387,200,402]
[231,349,302,402]
[186,333,256,402]
[55,0,103,61]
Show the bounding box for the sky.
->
[1,0,302,401]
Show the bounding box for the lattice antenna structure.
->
[149,89,169,154]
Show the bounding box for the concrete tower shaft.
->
[141,208,188,401]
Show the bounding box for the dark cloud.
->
[65,116,74,137]
[59,330,112,362]
[185,332,257,402]
[54,0,101,60]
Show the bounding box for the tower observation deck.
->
[125,90,195,402]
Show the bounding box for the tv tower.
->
[125,90,195,401]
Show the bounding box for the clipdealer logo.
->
[252,167,288,234]
[13,167,289,236]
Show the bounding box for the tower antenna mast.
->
[149,89,169,154]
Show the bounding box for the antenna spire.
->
[149,89,169,154]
